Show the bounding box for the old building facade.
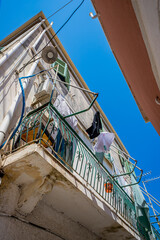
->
[0,11,152,240]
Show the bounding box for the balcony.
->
[2,103,142,239]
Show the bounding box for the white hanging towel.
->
[53,95,78,129]
[94,132,115,152]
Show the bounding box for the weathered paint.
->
[0,144,140,239]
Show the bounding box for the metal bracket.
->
[113,160,137,179]
[122,169,143,188]
[64,93,98,119]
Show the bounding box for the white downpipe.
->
[0,20,45,67]
[0,60,39,145]
[32,22,53,52]
[0,49,29,87]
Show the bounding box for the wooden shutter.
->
[51,58,70,90]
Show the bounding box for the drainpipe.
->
[0,60,39,145]
[0,49,29,85]
[0,20,45,67]
[31,22,53,53]
[1,21,52,85]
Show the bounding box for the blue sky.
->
[0,0,160,219]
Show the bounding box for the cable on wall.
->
[0,0,86,149]
[0,68,55,150]
[18,0,85,73]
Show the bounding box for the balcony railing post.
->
[10,103,140,233]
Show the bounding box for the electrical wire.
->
[0,76,25,150]
[0,68,55,150]
[18,0,85,73]
[46,0,73,20]
[1,0,85,148]
[0,1,73,51]
[3,0,83,148]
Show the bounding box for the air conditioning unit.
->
[34,78,53,99]
[32,77,53,106]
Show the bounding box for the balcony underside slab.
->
[0,144,140,240]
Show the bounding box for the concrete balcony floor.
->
[0,144,140,240]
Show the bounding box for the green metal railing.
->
[12,103,137,230]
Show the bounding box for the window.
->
[51,58,70,90]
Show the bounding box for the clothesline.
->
[53,83,135,172]
[54,86,95,132]
[110,146,134,166]
[140,186,160,207]
[54,87,76,116]
[53,94,77,129]
[54,87,88,131]
[53,79,128,161]
[52,75,97,95]
[111,144,136,162]
[50,71,135,166]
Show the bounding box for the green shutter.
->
[51,58,70,90]
[65,68,70,87]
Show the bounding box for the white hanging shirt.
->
[53,95,78,129]
[94,132,115,152]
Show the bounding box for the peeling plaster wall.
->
[25,200,101,240]
[0,16,136,240]
[0,22,94,139]
[0,145,139,240]
[0,18,126,182]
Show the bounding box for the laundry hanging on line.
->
[53,94,78,130]
[94,132,115,152]
[86,111,102,139]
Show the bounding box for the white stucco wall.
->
[0,18,136,240]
